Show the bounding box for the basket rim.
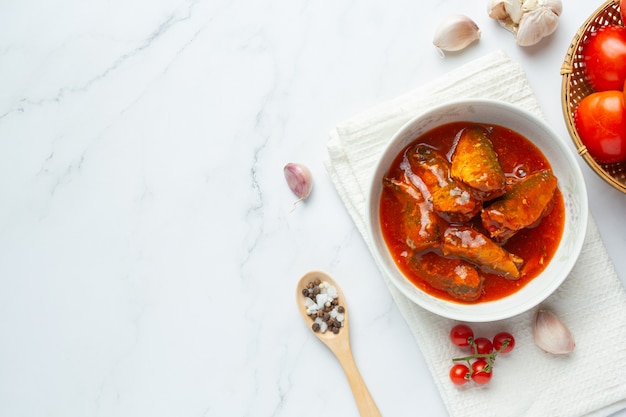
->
[560,0,626,194]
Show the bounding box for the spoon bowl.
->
[296,270,381,417]
[296,270,349,349]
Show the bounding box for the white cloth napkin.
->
[325,50,626,417]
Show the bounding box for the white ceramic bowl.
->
[366,99,588,322]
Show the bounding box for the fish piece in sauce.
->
[407,251,484,302]
[441,225,523,279]
[383,176,441,252]
[405,145,481,223]
[450,126,506,200]
[481,169,558,243]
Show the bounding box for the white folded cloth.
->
[325,50,626,417]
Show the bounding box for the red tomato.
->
[492,332,516,354]
[449,364,470,385]
[473,337,494,355]
[582,25,626,92]
[621,0,626,24]
[574,90,626,163]
[471,360,492,385]
[450,324,474,347]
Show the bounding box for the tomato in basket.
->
[574,90,626,163]
[582,25,626,92]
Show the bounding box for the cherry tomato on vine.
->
[493,332,516,354]
[473,337,493,355]
[574,90,626,163]
[449,364,470,385]
[582,25,626,92]
[450,324,474,347]
[471,360,492,385]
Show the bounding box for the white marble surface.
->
[0,1,624,416]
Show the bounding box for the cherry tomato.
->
[450,324,474,347]
[582,25,626,92]
[471,360,492,385]
[492,332,515,354]
[574,90,626,163]
[449,364,470,385]
[473,337,493,355]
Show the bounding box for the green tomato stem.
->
[451,338,511,366]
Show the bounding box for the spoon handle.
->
[335,344,382,417]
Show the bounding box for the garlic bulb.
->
[487,0,562,46]
[516,6,559,46]
[533,309,575,355]
[433,15,481,55]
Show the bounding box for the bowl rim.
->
[365,98,589,322]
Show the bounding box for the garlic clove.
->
[533,309,575,354]
[522,0,562,16]
[515,7,559,46]
[487,0,523,33]
[501,0,524,24]
[284,163,313,203]
[522,0,538,12]
[487,0,508,20]
[432,14,481,54]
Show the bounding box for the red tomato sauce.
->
[379,122,565,304]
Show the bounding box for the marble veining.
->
[0,0,625,416]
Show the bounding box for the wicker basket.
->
[561,0,626,193]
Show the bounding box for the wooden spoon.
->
[296,270,381,417]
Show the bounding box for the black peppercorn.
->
[302,279,346,335]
